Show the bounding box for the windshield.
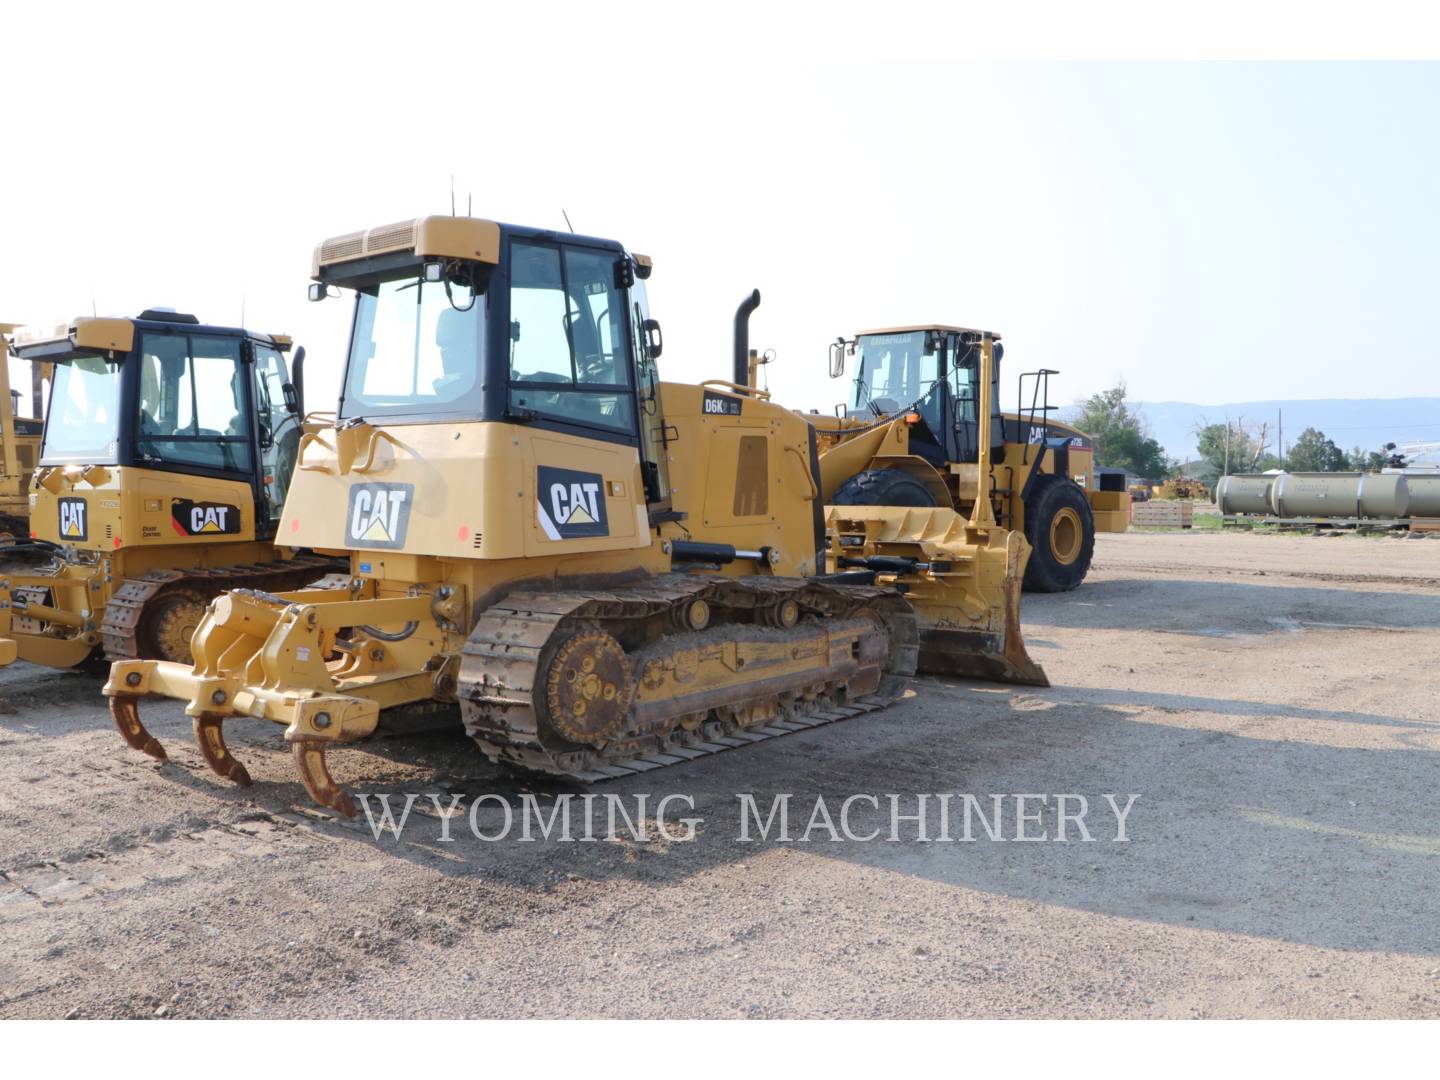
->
[341,275,484,419]
[41,358,121,464]
[852,332,938,415]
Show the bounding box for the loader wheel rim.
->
[543,631,633,747]
[1049,507,1083,566]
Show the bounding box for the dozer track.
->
[458,574,919,780]
[100,556,344,662]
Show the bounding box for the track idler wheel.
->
[293,740,356,818]
[542,629,634,746]
[193,713,252,786]
[111,694,167,760]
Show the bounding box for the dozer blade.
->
[110,694,168,761]
[193,713,252,787]
[826,505,1049,688]
[916,563,1049,687]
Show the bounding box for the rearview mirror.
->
[642,318,663,361]
[828,338,846,378]
[307,283,326,302]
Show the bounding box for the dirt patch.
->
[1,530,1438,1017]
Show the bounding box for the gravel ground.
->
[1,529,1438,1019]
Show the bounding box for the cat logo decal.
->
[171,499,242,536]
[346,482,414,549]
[537,465,609,540]
[58,497,87,541]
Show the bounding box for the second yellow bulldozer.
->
[0,324,45,541]
[106,216,1046,815]
[0,311,337,669]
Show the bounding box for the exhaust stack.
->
[733,289,761,386]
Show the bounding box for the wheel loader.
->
[806,326,1130,592]
[105,215,1046,817]
[0,324,45,540]
[0,311,338,669]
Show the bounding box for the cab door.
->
[252,344,300,528]
[625,272,674,512]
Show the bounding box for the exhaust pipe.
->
[733,289,761,386]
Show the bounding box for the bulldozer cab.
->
[321,220,674,515]
[846,325,1005,467]
[15,312,303,536]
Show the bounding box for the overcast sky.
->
[2,11,1434,420]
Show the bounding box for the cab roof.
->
[855,324,1002,339]
[311,214,636,283]
[9,314,291,360]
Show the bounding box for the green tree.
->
[1074,383,1168,480]
[1286,427,1347,472]
[1344,444,1400,471]
[1193,417,1272,479]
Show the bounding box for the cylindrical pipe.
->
[1405,474,1440,517]
[1270,472,1409,519]
[1217,474,1274,516]
[733,289,761,386]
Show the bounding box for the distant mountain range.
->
[1059,397,1440,463]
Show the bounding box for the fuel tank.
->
[1215,474,1275,516]
[1269,472,1409,520]
[1403,474,1440,518]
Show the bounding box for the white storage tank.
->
[1269,472,1409,520]
[1216,474,1275,516]
[1404,474,1440,518]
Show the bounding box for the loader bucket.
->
[826,506,1049,688]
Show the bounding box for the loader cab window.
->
[135,333,253,473]
[40,356,122,464]
[950,345,980,424]
[852,332,938,416]
[340,274,486,419]
[507,241,636,434]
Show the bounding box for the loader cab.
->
[325,219,673,511]
[846,325,1004,466]
[18,313,303,536]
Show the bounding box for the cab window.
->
[254,345,299,518]
[508,242,635,434]
[136,333,253,472]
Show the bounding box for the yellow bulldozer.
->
[105,215,1046,816]
[804,326,1129,592]
[0,324,46,540]
[0,311,338,669]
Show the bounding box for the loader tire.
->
[832,468,938,508]
[1023,475,1094,593]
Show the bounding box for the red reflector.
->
[457,525,470,541]
[290,518,300,533]
[113,538,121,549]
[29,530,36,539]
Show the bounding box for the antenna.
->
[240,291,246,328]
[562,209,575,234]
[450,173,456,216]
[467,191,472,216]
